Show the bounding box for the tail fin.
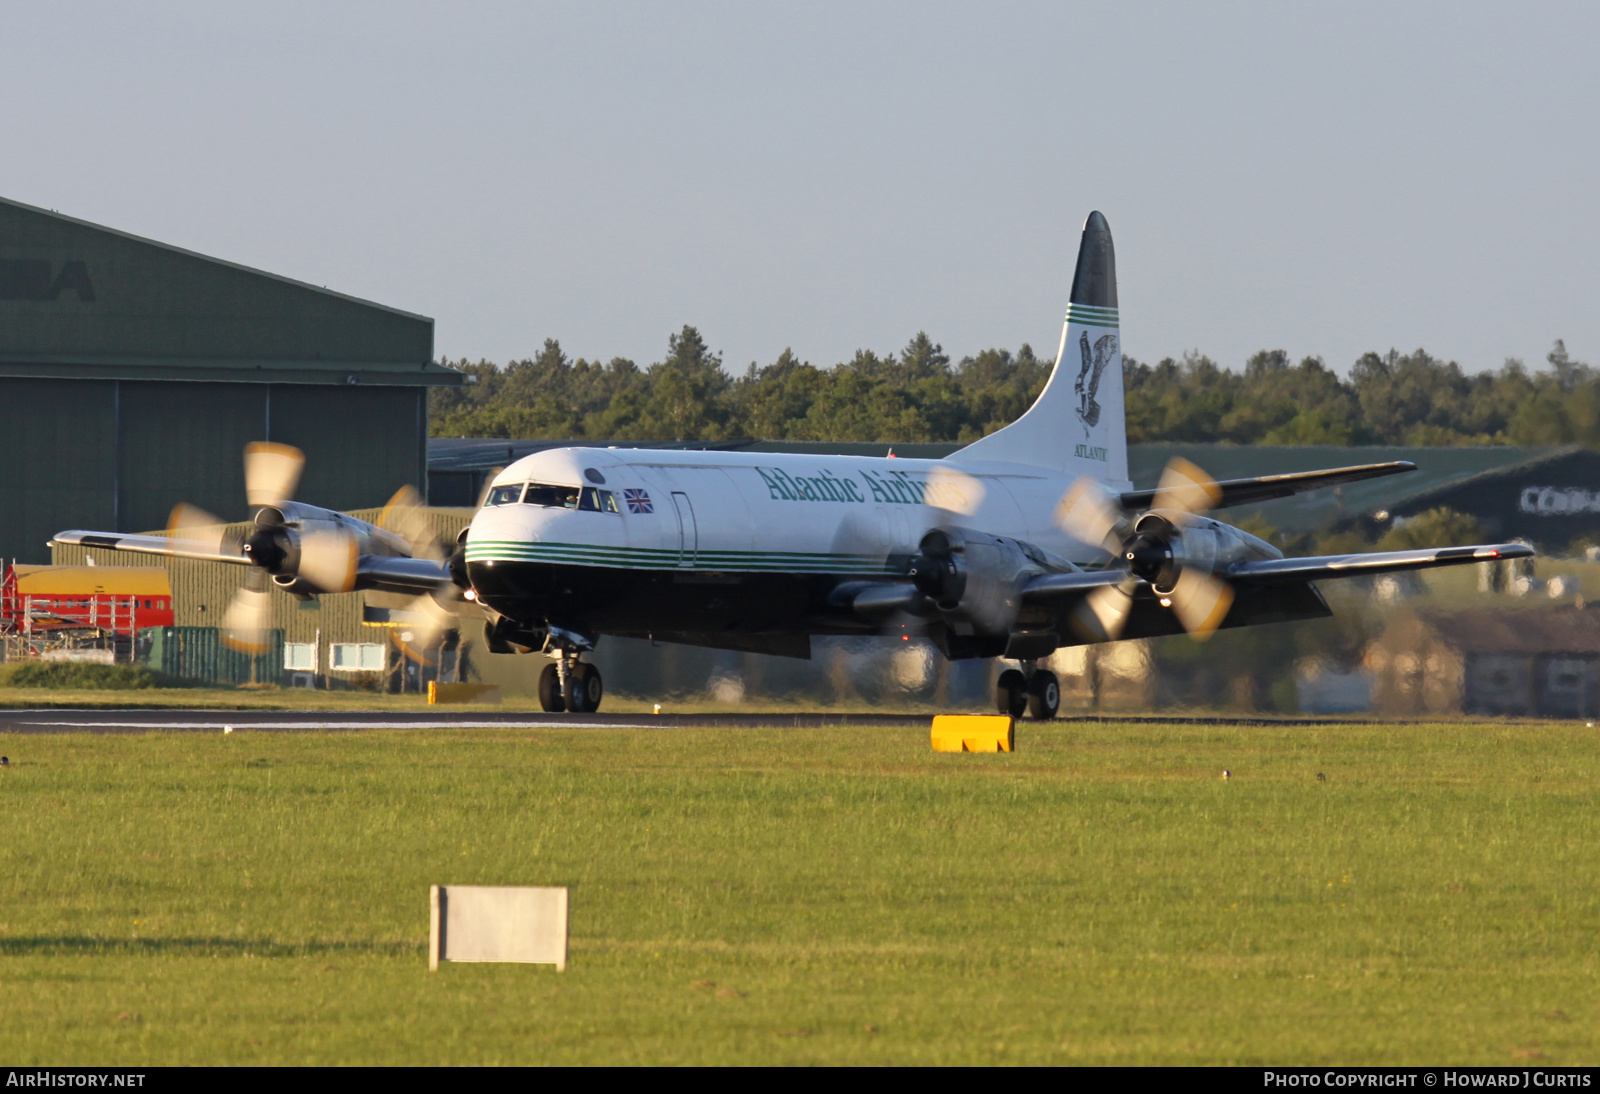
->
[947,210,1128,486]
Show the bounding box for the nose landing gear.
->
[537,648,604,713]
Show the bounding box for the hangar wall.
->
[0,195,461,563]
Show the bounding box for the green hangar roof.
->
[0,195,461,387]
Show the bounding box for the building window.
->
[330,643,385,671]
[284,643,317,671]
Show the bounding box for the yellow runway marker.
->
[931,715,1014,752]
[427,683,503,705]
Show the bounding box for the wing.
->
[1020,569,1129,601]
[356,555,455,595]
[51,529,249,565]
[846,569,1126,620]
[53,529,453,595]
[1228,542,1532,584]
[1118,461,1415,512]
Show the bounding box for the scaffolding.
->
[1,561,171,663]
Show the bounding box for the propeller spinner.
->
[1054,458,1235,642]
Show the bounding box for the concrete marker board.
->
[429,885,568,971]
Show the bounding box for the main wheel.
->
[995,668,1028,718]
[565,662,604,713]
[1028,670,1061,721]
[538,662,566,712]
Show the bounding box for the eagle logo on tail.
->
[1074,331,1118,433]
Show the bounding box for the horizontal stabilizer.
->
[1229,542,1532,584]
[50,529,248,565]
[1119,461,1416,512]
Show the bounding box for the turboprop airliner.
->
[54,211,1532,717]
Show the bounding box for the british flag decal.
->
[623,488,653,514]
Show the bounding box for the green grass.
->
[0,662,186,690]
[1,720,1596,1065]
[0,685,482,711]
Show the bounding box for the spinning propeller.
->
[160,443,456,657]
[1054,458,1235,642]
[372,485,462,662]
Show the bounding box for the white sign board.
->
[429,885,568,971]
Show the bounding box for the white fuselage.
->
[464,447,1124,574]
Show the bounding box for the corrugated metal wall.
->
[0,378,118,565]
[117,381,264,536]
[270,385,427,512]
[1,380,431,564]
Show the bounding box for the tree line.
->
[430,326,1597,448]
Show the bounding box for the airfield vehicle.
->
[54,211,1532,716]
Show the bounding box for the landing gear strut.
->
[995,664,1060,720]
[537,648,604,713]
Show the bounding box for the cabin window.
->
[579,487,619,513]
[330,643,385,671]
[524,483,581,509]
[484,483,524,507]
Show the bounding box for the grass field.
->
[1,719,1597,1065]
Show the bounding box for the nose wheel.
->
[537,653,604,713]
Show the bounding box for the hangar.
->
[0,195,464,564]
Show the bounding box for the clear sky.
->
[4,1,1596,376]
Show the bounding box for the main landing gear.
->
[995,664,1060,721]
[538,649,604,713]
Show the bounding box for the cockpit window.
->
[483,482,619,512]
[525,483,581,508]
[484,483,523,506]
[580,487,619,513]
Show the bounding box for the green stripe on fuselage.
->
[465,540,894,573]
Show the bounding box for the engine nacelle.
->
[908,526,1045,636]
[1128,511,1281,591]
[243,502,414,593]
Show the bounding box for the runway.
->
[0,709,939,734]
[0,708,1375,734]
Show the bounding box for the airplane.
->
[53,211,1533,717]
